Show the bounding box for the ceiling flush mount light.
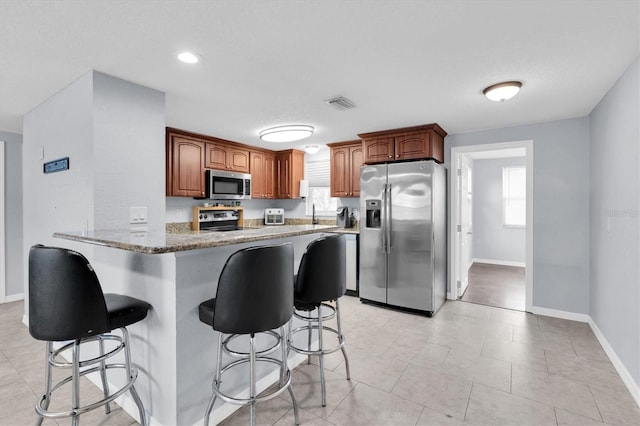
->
[304,145,320,154]
[259,125,314,143]
[177,51,199,64]
[483,81,522,102]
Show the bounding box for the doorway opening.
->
[450,141,533,312]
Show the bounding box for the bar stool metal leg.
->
[306,315,312,365]
[71,340,81,426]
[281,326,300,425]
[121,328,148,426]
[98,335,112,415]
[317,308,326,407]
[36,342,54,426]
[204,332,223,426]
[249,334,257,426]
[336,299,351,380]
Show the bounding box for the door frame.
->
[450,140,534,312]
[456,153,473,297]
[0,140,5,303]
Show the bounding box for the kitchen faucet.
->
[312,203,318,225]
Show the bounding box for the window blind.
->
[305,160,330,187]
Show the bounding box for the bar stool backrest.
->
[29,244,110,342]
[213,243,294,335]
[295,234,346,304]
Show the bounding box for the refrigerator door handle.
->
[381,184,388,253]
[386,183,392,251]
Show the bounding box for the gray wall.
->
[1,130,23,297]
[92,72,166,232]
[589,57,639,387]
[473,157,526,264]
[446,116,591,314]
[22,70,165,311]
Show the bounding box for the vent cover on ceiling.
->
[324,96,356,111]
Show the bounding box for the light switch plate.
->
[129,206,148,224]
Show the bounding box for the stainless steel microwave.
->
[206,169,251,200]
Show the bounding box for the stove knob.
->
[199,214,203,220]
[204,214,208,220]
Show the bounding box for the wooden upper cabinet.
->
[395,132,431,161]
[276,149,305,199]
[205,142,250,173]
[362,136,395,164]
[359,123,447,164]
[205,143,227,170]
[166,133,206,197]
[165,127,303,199]
[350,144,363,197]
[250,150,276,199]
[264,153,276,198]
[328,140,363,197]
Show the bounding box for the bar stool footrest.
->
[215,356,293,405]
[288,325,346,356]
[36,364,138,419]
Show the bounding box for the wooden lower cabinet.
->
[328,140,363,197]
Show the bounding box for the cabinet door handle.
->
[396,155,399,158]
[388,155,392,158]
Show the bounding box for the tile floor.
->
[461,263,526,311]
[1,297,639,425]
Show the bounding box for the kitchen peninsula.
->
[53,224,338,426]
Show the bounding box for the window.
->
[305,159,338,216]
[503,166,526,227]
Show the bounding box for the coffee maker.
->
[336,206,353,228]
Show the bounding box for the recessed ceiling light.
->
[177,52,199,64]
[483,81,522,102]
[259,125,314,143]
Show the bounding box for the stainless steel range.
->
[197,210,241,232]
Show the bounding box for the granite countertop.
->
[328,227,360,235]
[53,224,339,255]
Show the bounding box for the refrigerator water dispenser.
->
[365,200,381,228]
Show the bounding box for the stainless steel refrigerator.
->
[359,160,446,316]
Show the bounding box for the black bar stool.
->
[28,244,150,426]
[198,243,300,426]
[288,234,351,407]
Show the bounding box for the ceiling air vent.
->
[324,96,356,111]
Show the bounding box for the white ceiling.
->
[1,0,638,151]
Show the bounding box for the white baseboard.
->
[530,305,589,323]
[2,293,24,303]
[531,306,639,409]
[472,258,526,268]
[588,318,640,408]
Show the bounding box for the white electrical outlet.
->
[129,206,148,224]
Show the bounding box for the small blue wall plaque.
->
[43,157,69,174]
